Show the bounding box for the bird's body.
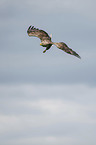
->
[27,26,53,53]
[27,25,81,58]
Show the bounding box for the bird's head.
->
[40,42,46,47]
[40,43,42,46]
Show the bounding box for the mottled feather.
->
[54,42,81,59]
[27,25,81,59]
[27,25,51,41]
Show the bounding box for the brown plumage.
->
[53,42,81,59]
[27,26,53,53]
[27,25,81,58]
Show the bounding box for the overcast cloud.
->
[0,0,96,145]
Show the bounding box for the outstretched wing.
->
[27,25,51,41]
[54,42,81,59]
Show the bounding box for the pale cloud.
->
[0,0,96,86]
[0,84,96,142]
[1,136,78,145]
[0,0,96,18]
[23,0,96,19]
[0,0,96,144]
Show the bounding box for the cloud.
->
[0,0,96,18]
[0,136,78,145]
[0,0,96,144]
[0,50,96,85]
[0,0,96,86]
[0,84,96,145]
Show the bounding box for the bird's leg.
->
[43,44,52,53]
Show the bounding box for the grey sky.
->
[0,0,96,145]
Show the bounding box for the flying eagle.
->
[27,25,81,59]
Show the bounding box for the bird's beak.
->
[40,43,42,46]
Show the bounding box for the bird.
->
[27,25,81,59]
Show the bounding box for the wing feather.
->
[27,25,51,41]
[54,42,81,59]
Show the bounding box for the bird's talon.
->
[43,50,46,53]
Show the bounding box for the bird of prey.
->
[27,25,81,59]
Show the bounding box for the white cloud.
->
[0,84,96,145]
[0,0,96,144]
[1,136,77,145]
[0,0,96,18]
[22,0,96,18]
